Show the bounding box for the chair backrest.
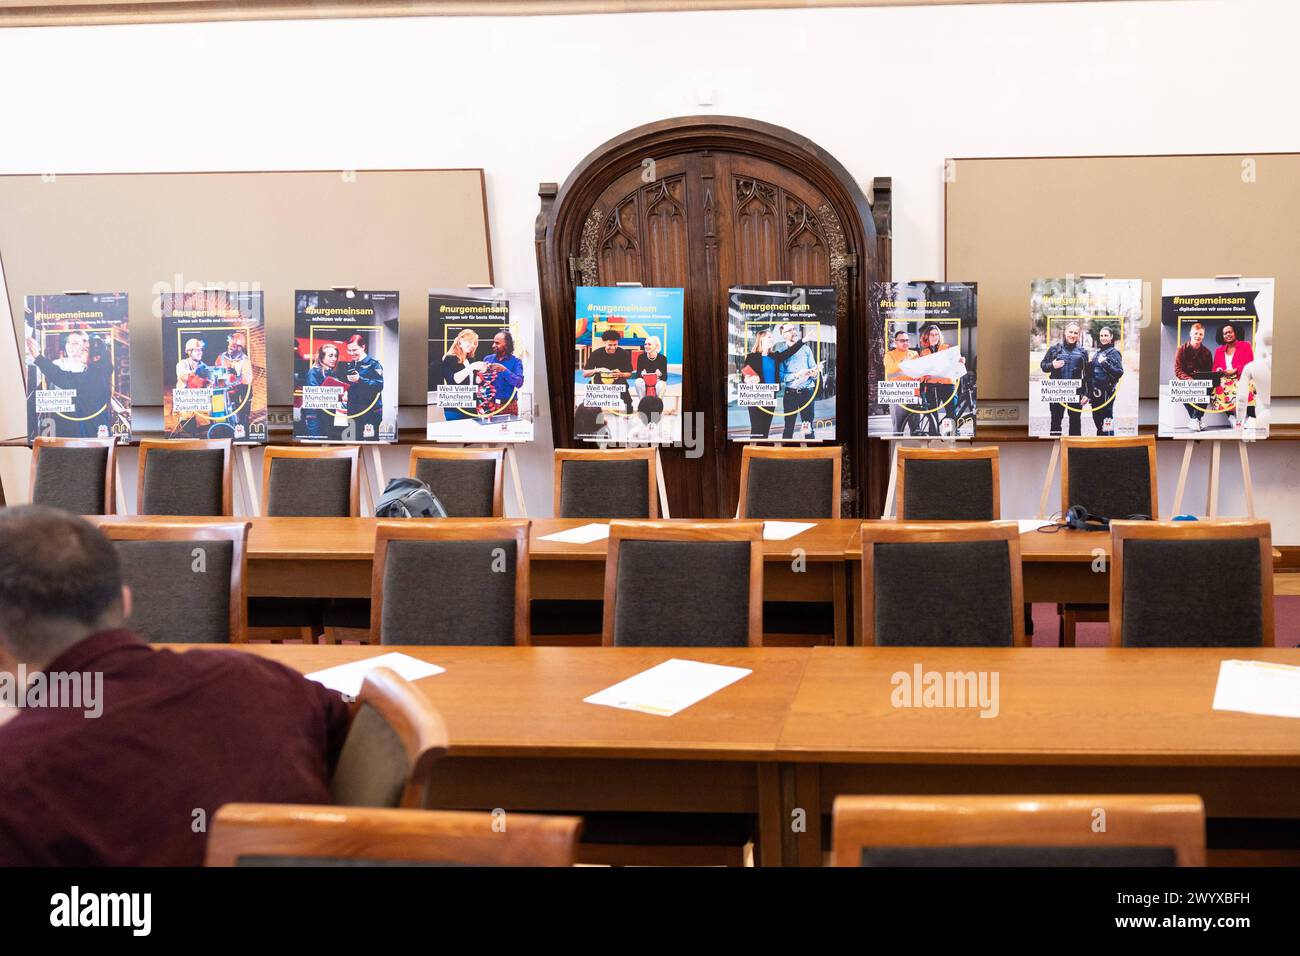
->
[262,445,359,517]
[101,521,249,644]
[737,445,841,519]
[330,667,449,809]
[831,794,1205,867]
[1061,435,1157,520]
[1109,519,1274,647]
[860,520,1026,647]
[137,438,233,516]
[602,520,763,647]
[30,437,117,515]
[554,448,657,519]
[897,447,999,520]
[205,805,582,867]
[370,520,530,646]
[409,446,505,517]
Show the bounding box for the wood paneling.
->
[536,116,883,518]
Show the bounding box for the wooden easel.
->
[1171,439,1256,518]
[1036,440,1062,520]
[358,444,386,515]
[234,445,259,516]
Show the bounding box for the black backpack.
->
[374,477,448,518]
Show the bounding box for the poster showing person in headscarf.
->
[24,292,131,444]
[160,290,266,443]
[1029,278,1141,437]
[293,290,399,443]
[1159,278,1274,439]
[427,289,534,442]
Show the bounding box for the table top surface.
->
[168,644,1300,766]
[87,515,1154,564]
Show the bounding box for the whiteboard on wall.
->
[945,153,1299,400]
[0,167,494,445]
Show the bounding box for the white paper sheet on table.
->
[763,520,816,541]
[584,658,752,717]
[899,347,965,381]
[539,523,610,544]
[306,653,445,698]
[1211,659,1300,719]
[1017,519,1057,533]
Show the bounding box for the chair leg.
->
[1062,608,1077,648]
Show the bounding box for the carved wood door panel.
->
[538,117,880,519]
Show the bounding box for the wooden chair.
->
[860,521,1027,647]
[100,521,249,644]
[1058,435,1159,646]
[603,520,764,647]
[736,445,841,519]
[553,447,657,519]
[1109,519,1274,647]
[205,805,582,867]
[330,667,449,809]
[369,519,530,646]
[137,438,233,516]
[262,445,360,517]
[409,446,505,517]
[832,794,1205,867]
[30,436,117,515]
[896,446,999,520]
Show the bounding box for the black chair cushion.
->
[1121,537,1263,647]
[141,448,225,516]
[872,540,1014,646]
[114,539,234,644]
[613,540,751,647]
[267,457,353,517]
[902,458,995,521]
[413,458,497,517]
[381,539,518,645]
[1067,446,1153,519]
[860,845,1177,867]
[559,459,649,519]
[32,446,109,515]
[742,458,835,519]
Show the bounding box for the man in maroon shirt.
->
[0,506,352,866]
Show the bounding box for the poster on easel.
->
[574,286,685,444]
[1028,277,1142,437]
[292,290,399,443]
[726,285,837,441]
[1159,278,1274,439]
[869,282,976,439]
[160,290,266,443]
[23,292,131,444]
[427,290,534,443]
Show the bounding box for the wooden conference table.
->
[176,643,1300,867]
[93,516,1168,645]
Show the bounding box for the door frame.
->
[535,114,888,515]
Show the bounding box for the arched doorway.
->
[535,115,891,517]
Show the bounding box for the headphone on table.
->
[1064,505,1152,532]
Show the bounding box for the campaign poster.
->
[869,282,977,439]
[1028,277,1142,438]
[427,289,535,443]
[293,290,399,443]
[160,290,267,443]
[726,285,837,441]
[573,286,685,443]
[23,292,131,444]
[1159,278,1275,439]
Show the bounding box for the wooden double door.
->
[536,116,885,517]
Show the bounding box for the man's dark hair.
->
[0,506,124,659]
[601,329,622,342]
[497,329,515,355]
[894,330,909,341]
